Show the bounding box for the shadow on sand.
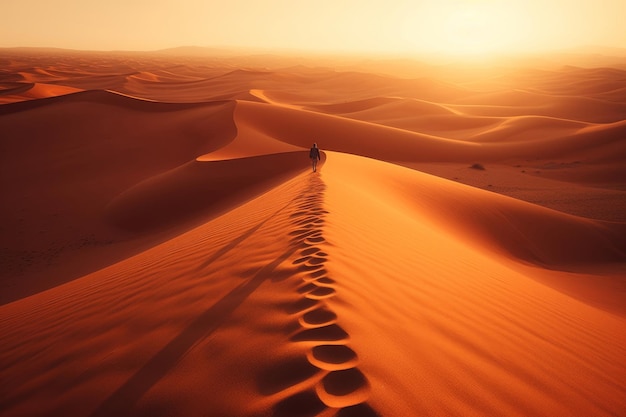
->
[90,191,302,416]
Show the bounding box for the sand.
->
[1,48,625,417]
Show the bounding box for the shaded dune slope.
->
[0,91,313,302]
[106,152,314,232]
[0,90,239,232]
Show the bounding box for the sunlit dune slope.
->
[325,153,626,268]
[320,152,626,417]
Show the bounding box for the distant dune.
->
[1,48,625,417]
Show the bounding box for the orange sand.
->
[1,48,625,417]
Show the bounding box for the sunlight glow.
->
[402,1,529,56]
[0,0,625,56]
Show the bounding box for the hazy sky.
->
[2,0,625,56]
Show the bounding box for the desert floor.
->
[1,48,625,417]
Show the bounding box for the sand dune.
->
[524,67,626,99]
[235,100,626,163]
[0,82,34,96]
[308,96,460,120]
[0,82,82,104]
[0,92,239,301]
[326,153,626,268]
[449,94,626,123]
[466,115,587,142]
[1,49,625,417]
[322,152,626,416]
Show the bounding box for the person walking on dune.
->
[309,143,321,173]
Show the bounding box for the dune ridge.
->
[0,82,82,104]
[1,49,625,417]
[234,100,626,163]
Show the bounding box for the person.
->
[309,143,321,172]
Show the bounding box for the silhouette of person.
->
[309,143,321,172]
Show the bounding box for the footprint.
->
[289,229,319,238]
[316,368,370,408]
[305,236,326,244]
[300,247,321,256]
[308,345,358,371]
[308,270,327,279]
[302,273,328,283]
[306,286,336,299]
[289,210,309,218]
[307,257,326,265]
[291,324,349,343]
[294,216,320,225]
[297,282,318,294]
[293,256,312,265]
[297,263,325,273]
[301,308,337,327]
[291,236,323,246]
[315,277,335,285]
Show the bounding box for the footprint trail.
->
[269,173,380,417]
